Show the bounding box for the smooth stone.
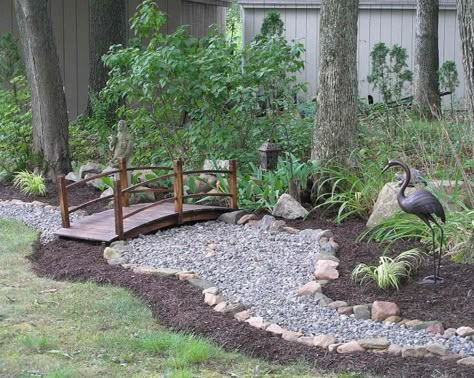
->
[257,215,276,231]
[313,293,334,306]
[103,247,121,261]
[214,301,227,312]
[426,322,445,335]
[246,317,265,329]
[282,330,303,343]
[187,278,214,290]
[387,344,402,356]
[237,213,258,225]
[328,343,342,353]
[358,337,390,350]
[266,323,285,336]
[353,305,371,320]
[457,356,474,366]
[456,326,474,337]
[298,229,323,242]
[337,306,354,315]
[314,253,340,265]
[217,210,248,225]
[297,281,322,296]
[204,293,224,306]
[272,193,308,220]
[443,328,457,338]
[221,303,246,316]
[234,310,250,322]
[327,301,348,309]
[426,343,449,356]
[313,335,337,349]
[269,220,287,232]
[384,315,402,323]
[337,341,364,354]
[202,287,220,295]
[298,336,315,346]
[283,226,300,234]
[313,260,339,280]
[401,346,433,358]
[371,301,400,321]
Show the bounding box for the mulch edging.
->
[30,238,473,378]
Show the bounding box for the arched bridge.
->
[55,158,238,242]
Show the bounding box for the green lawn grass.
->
[0,219,350,378]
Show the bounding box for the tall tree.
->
[414,0,441,117]
[457,0,474,142]
[87,0,127,115]
[15,0,71,180]
[311,0,359,165]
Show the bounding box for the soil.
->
[30,238,473,378]
[287,215,474,329]
[2,183,473,377]
[0,180,107,214]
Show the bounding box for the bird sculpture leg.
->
[426,214,444,279]
[419,218,443,284]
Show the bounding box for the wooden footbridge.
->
[55,158,238,242]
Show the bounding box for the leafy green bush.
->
[13,170,47,196]
[100,0,305,167]
[352,249,423,290]
[0,75,32,175]
[367,42,412,104]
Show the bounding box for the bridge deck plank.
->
[55,202,231,242]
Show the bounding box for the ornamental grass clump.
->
[352,249,424,290]
[13,170,47,196]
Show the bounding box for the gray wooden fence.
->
[0,0,227,119]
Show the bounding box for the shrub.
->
[352,249,424,290]
[100,0,306,167]
[13,171,47,196]
[367,42,412,104]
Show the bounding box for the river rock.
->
[313,260,339,280]
[297,281,322,296]
[371,301,400,321]
[272,194,308,219]
[353,305,371,320]
[358,337,390,350]
[218,210,248,225]
[337,341,364,353]
[456,326,474,337]
[313,335,336,349]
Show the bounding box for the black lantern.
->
[258,139,281,170]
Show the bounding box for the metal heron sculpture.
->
[382,160,446,284]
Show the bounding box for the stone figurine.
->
[109,120,134,168]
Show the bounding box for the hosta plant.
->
[351,249,424,290]
[13,171,47,196]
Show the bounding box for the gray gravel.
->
[0,200,81,242]
[0,201,472,356]
[125,221,474,356]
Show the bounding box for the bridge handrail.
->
[58,158,238,240]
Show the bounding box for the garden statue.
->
[109,120,133,168]
[382,160,446,284]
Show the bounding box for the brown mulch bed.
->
[287,216,474,329]
[30,238,473,378]
[0,181,107,214]
[2,183,473,376]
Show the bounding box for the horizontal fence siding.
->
[242,4,466,105]
[0,0,227,119]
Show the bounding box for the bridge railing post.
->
[118,157,129,207]
[113,179,125,240]
[58,175,70,228]
[229,160,238,209]
[173,158,184,224]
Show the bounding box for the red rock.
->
[337,341,364,353]
[313,335,336,349]
[204,293,224,306]
[371,301,400,321]
[337,306,354,315]
[234,310,250,322]
[426,322,444,335]
[246,316,265,329]
[313,260,339,280]
[297,281,322,296]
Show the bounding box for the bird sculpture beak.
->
[381,164,390,174]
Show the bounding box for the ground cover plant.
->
[0,219,337,378]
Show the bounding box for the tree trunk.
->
[87,0,127,116]
[311,0,359,165]
[457,0,474,143]
[414,0,441,118]
[15,0,71,180]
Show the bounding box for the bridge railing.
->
[58,158,238,240]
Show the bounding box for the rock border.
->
[2,200,471,365]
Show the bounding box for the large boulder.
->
[272,194,308,219]
[367,180,473,228]
[79,162,103,179]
